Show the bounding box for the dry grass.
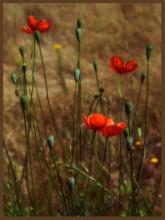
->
[3,3,161,215]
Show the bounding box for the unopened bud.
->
[47,135,54,149]
[20,95,28,111]
[75,28,81,40]
[67,177,75,192]
[11,73,17,85]
[93,60,98,72]
[146,44,153,60]
[141,72,147,83]
[124,100,133,115]
[126,137,133,151]
[74,68,80,82]
[19,46,24,60]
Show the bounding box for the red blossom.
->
[82,113,110,131]
[99,118,126,137]
[109,56,137,74]
[21,16,51,34]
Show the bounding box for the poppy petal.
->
[20,27,33,34]
[109,56,124,74]
[117,122,126,129]
[37,20,51,33]
[28,16,38,30]
[89,114,107,130]
[82,113,91,129]
[123,60,137,73]
[105,125,124,137]
[106,117,115,126]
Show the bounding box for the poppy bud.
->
[123,127,129,138]
[34,30,40,43]
[67,177,75,192]
[93,60,98,72]
[137,127,142,137]
[22,63,27,73]
[74,68,80,82]
[146,44,153,60]
[124,100,133,115]
[77,18,82,28]
[126,137,133,151]
[75,28,81,40]
[141,72,147,83]
[20,95,28,111]
[19,46,24,60]
[47,135,54,149]
[99,86,104,93]
[11,73,17,85]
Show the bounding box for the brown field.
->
[3,3,161,215]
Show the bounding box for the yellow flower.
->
[135,141,141,146]
[150,157,158,164]
[53,44,62,50]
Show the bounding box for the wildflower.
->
[82,113,109,131]
[53,44,62,50]
[99,118,126,137]
[109,56,137,74]
[150,157,158,164]
[21,16,51,34]
[135,141,141,146]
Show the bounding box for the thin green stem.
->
[38,42,66,162]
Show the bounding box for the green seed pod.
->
[123,127,129,138]
[137,127,142,137]
[20,95,28,111]
[67,177,75,192]
[146,44,153,60]
[77,18,82,28]
[34,30,40,43]
[75,28,81,40]
[126,137,133,151]
[19,46,24,60]
[74,68,80,82]
[22,63,27,73]
[124,100,133,115]
[99,86,104,93]
[11,73,17,85]
[141,72,147,83]
[93,60,98,72]
[47,135,54,149]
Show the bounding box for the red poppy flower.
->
[109,56,137,74]
[21,16,51,34]
[99,118,126,137]
[82,113,110,131]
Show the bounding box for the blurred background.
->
[3,3,161,215]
